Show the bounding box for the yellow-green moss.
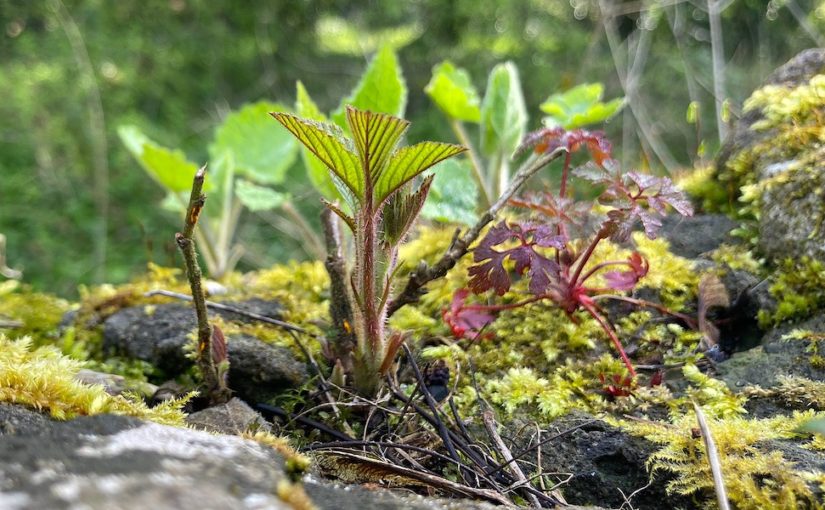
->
[625,409,825,509]
[0,334,191,424]
[758,258,825,327]
[0,280,71,346]
[676,164,732,214]
[779,329,825,369]
[709,244,765,275]
[242,430,312,478]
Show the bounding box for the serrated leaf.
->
[422,158,478,225]
[425,61,481,123]
[540,83,624,130]
[118,125,205,193]
[295,82,340,201]
[234,179,289,211]
[211,101,297,185]
[346,106,410,181]
[331,46,407,129]
[479,62,527,157]
[271,113,364,201]
[382,176,434,246]
[374,142,466,205]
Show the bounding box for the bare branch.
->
[387,148,566,316]
[176,166,231,405]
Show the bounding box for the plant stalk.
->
[176,166,231,405]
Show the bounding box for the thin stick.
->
[693,402,730,510]
[0,319,23,329]
[707,0,728,143]
[175,166,230,405]
[482,409,541,508]
[145,289,312,335]
[256,403,353,442]
[388,148,566,316]
[0,234,21,280]
[320,208,355,364]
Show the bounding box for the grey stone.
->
[717,313,825,389]
[0,404,50,436]
[659,214,739,259]
[226,334,308,404]
[185,397,271,435]
[102,301,307,403]
[509,411,688,510]
[0,405,576,510]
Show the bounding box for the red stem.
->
[571,232,606,287]
[581,301,637,377]
[592,294,698,329]
[578,260,632,285]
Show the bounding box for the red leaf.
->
[603,252,649,291]
[211,325,228,365]
[442,289,496,340]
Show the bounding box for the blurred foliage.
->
[0,0,821,295]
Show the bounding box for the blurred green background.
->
[1,0,822,296]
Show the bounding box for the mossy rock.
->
[712,49,825,263]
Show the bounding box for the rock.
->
[0,405,556,510]
[0,404,50,436]
[659,214,738,259]
[226,334,308,404]
[714,49,825,262]
[717,313,825,389]
[75,369,127,395]
[102,301,307,403]
[185,397,271,435]
[511,412,689,509]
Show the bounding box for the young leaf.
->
[118,125,205,193]
[479,62,527,157]
[271,113,364,200]
[422,158,479,225]
[234,179,289,211]
[346,106,410,181]
[330,46,407,129]
[603,252,649,291]
[540,83,624,130]
[374,141,466,205]
[424,61,482,123]
[294,81,342,200]
[210,101,297,185]
[381,176,434,247]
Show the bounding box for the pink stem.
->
[581,301,637,377]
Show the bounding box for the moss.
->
[0,334,191,425]
[745,375,825,411]
[778,329,825,369]
[758,258,825,327]
[625,409,825,509]
[276,480,317,510]
[242,430,311,478]
[709,244,765,275]
[0,280,71,346]
[676,164,733,214]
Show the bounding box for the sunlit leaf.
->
[374,142,466,205]
[422,158,478,225]
[234,179,289,211]
[315,16,422,56]
[425,61,481,123]
[346,106,409,181]
[271,112,364,200]
[295,81,340,201]
[118,125,204,193]
[211,101,297,185]
[479,62,527,157]
[540,83,624,130]
[331,46,407,129]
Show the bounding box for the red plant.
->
[447,128,693,378]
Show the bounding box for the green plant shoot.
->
[273,106,466,396]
